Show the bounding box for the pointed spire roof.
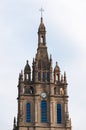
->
[24,60,31,73]
[38,17,46,32]
[54,62,60,73]
[35,14,49,71]
[38,8,46,32]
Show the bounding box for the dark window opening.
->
[26,103,31,122]
[42,72,45,81]
[38,72,41,81]
[47,72,50,81]
[57,104,62,124]
[30,86,34,94]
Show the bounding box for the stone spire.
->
[38,15,46,47]
[32,16,52,83]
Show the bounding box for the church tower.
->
[13,15,72,130]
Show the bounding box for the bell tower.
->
[12,15,72,130]
[32,16,52,84]
[38,17,46,46]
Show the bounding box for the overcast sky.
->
[0,0,86,130]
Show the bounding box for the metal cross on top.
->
[39,8,44,17]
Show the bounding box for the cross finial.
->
[39,8,44,17]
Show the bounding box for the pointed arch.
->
[41,100,47,123]
[47,72,50,81]
[42,72,45,81]
[54,87,56,94]
[38,72,41,81]
[30,86,34,94]
[40,35,44,43]
[57,104,62,124]
[26,103,31,122]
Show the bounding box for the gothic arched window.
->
[38,72,41,81]
[42,72,45,81]
[30,86,34,94]
[47,72,50,81]
[26,103,31,122]
[41,100,47,123]
[57,104,62,124]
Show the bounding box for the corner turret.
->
[24,60,31,82]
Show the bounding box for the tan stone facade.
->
[13,17,72,130]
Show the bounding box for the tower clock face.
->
[41,92,47,98]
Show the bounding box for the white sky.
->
[0,0,86,130]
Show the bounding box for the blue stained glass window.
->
[26,103,31,122]
[43,72,45,81]
[57,104,62,124]
[47,72,50,81]
[38,72,41,81]
[41,100,47,123]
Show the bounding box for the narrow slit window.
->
[26,74,29,80]
[26,103,31,122]
[43,72,45,81]
[38,72,41,81]
[40,36,44,43]
[47,72,50,81]
[57,104,62,124]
